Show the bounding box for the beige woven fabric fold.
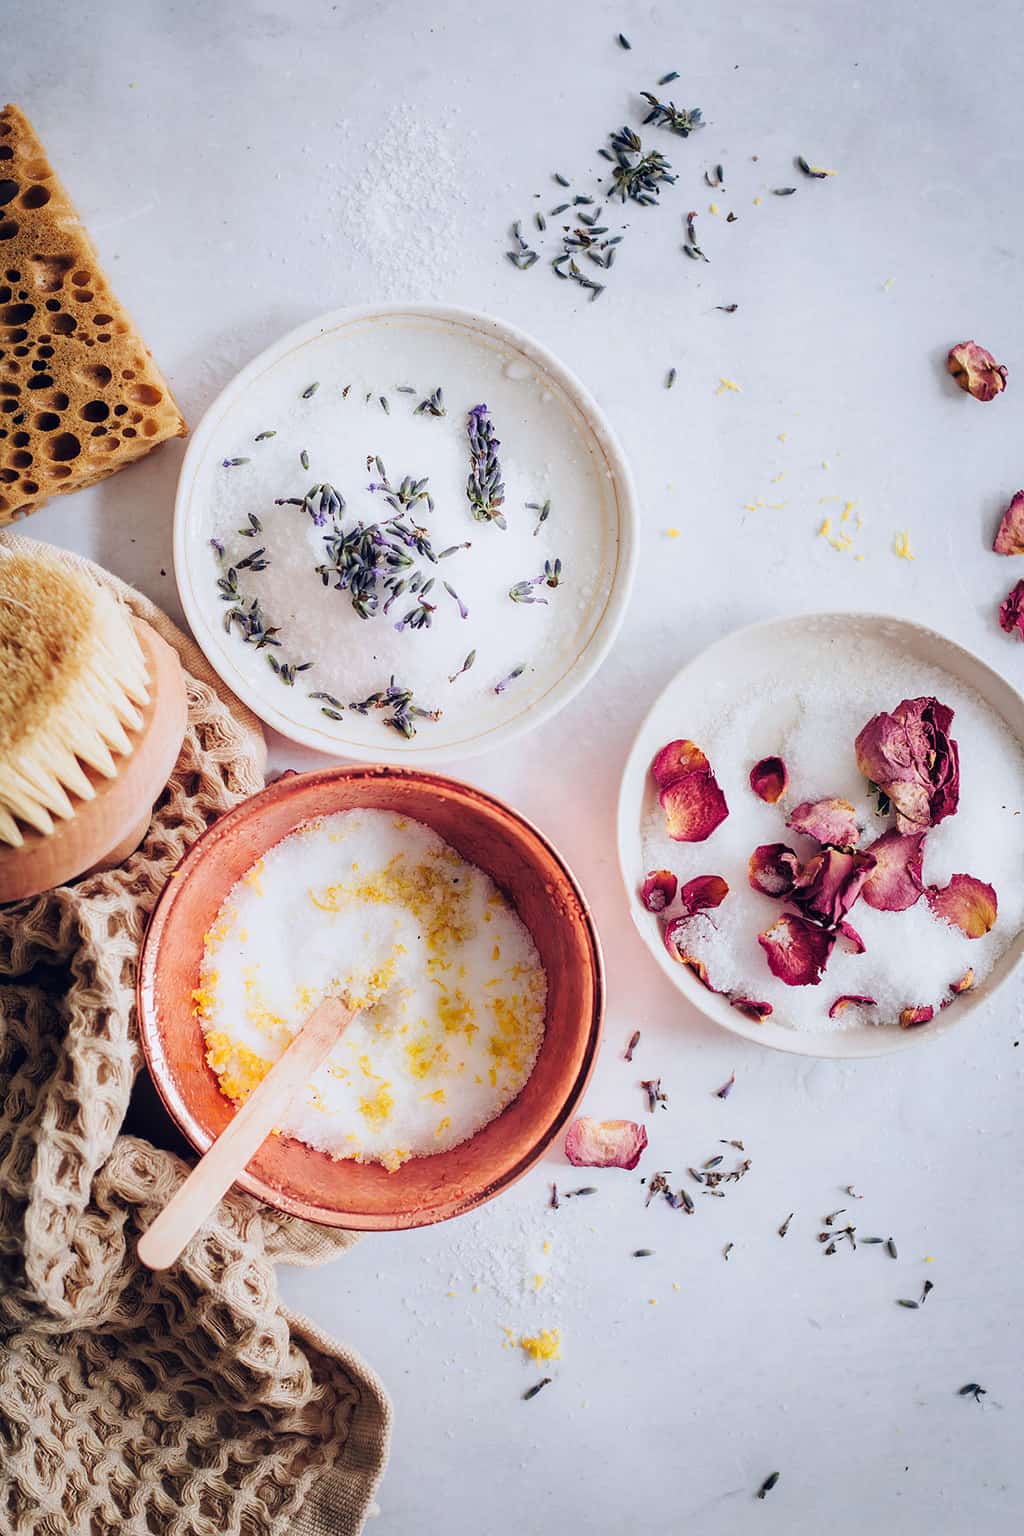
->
[0,534,390,1536]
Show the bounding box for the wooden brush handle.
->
[138,996,356,1270]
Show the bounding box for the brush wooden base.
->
[0,618,188,903]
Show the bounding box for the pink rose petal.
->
[926,874,998,938]
[999,579,1024,641]
[861,830,926,912]
[828,994,877,1019]
[750,755,788,804]
[659,771,729,842]
[788,797,860,850]
[757,912,836,986]
[679,874,729,914]
[663,912,718,990]
[640,869,677,912]
[900,1005,935,1029]
[565,1116,648,1170]
[993,490,1024,555]
[837,919,866,954]
[855,696,960,833]
[748,842,801,898]
[651,738,710,789]
[950,968,975,994]
[947,340,1007,401]
[730,996,773,1020]
[792,848,876,927]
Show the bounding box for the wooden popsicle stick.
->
[138,995,357,1271]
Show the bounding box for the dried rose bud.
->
[861,829,926,912]
[730,995,773,1020]
[899,1005,934,1029]
[855,696,960,833]
[679,874,729,913]
[828,994,877,1019]
[659,770,729,842]
[993,490,1024,555]
[999,578,1024,640]
[748,842,801,897]
[750,755,788,803]
[926,874,998,938]
[663,912,718,989]
[757,912,836,986]
[947,340,1007,402]
[565,1116,648,1170]
[788,797,860,850]
[837,919,866,954]
[640,869,677,912]
[792,848,876,927]
[651,737,710,788]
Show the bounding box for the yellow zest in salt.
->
[243,860,265,895]
[708,201,720,215]
[358,1080,394,1130]
[519,1328,561,1363]
[894,529,915,561]
[532,1273,545,1291]
[715,377,742,395]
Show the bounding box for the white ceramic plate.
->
[618,612,1024,1059]
[174,304,637,764]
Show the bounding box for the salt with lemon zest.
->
[195,809,546,1168]
[642,643,1024,1031]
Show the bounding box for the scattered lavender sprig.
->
[607,126,676,204]
[414,386,446,417]
[507,220,540,270]
[527,499,551,535]
[640,91,704,138]
[466,405,506,527]
[275,480,345,528]
[449,649,476,683]
[494,664,526,695]
[367,457,434,516]
[509,557,562,604]
[443,581,468,619]
[349,676,442,738]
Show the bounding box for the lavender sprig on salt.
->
[466,404,507,528]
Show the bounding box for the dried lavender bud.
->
[301,382,319,399]
[756,1472,780,1500]
[523,1377,552,1401]
[640,91,703,138]
[624,1029,640,1061]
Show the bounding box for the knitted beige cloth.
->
[0,535,390,1536]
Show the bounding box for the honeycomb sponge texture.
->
[0,103,186,523]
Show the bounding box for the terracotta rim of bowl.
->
[137,765,605,1229]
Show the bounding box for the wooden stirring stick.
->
[138,995,357,1271]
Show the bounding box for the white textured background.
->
[10,1,1024,1531]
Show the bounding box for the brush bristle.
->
[0,549,150,845]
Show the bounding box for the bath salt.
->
[194,809,546,1170]
[640,639,1024,1032]
[194,315,616,747]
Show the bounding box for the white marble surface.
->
[11,1,1024,1531]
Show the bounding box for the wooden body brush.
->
[0,547,188,901]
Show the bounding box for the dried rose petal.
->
[926,874,998,938]
[828,994,877,1019]
[861,830,926,912]
[757,913,836,986]
[999,579,1024,640]
[640,869,677,912]
[565,1116,648,1170]
[993,490,1024,555]
[950,968,975,994]
[679,874,729,913]
[651,738,710,788]
[663,912,718,990]
[837,919,866,954]
[730,996,773,1020]
[659,771,729,842]
[900,1005,934,1029]
[947,340,1007,401]
[788,797,860,850]
[750,755,788,804]
[855,697,960,833]
[792,848,876,927]
[748,842,801,898]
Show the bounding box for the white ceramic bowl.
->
[618,612,1024,1059]
[174,304,637,764]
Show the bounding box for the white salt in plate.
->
[617,613,1024,1059]
[174,305,636,763]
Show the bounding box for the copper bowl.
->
[137,766,604,1230]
